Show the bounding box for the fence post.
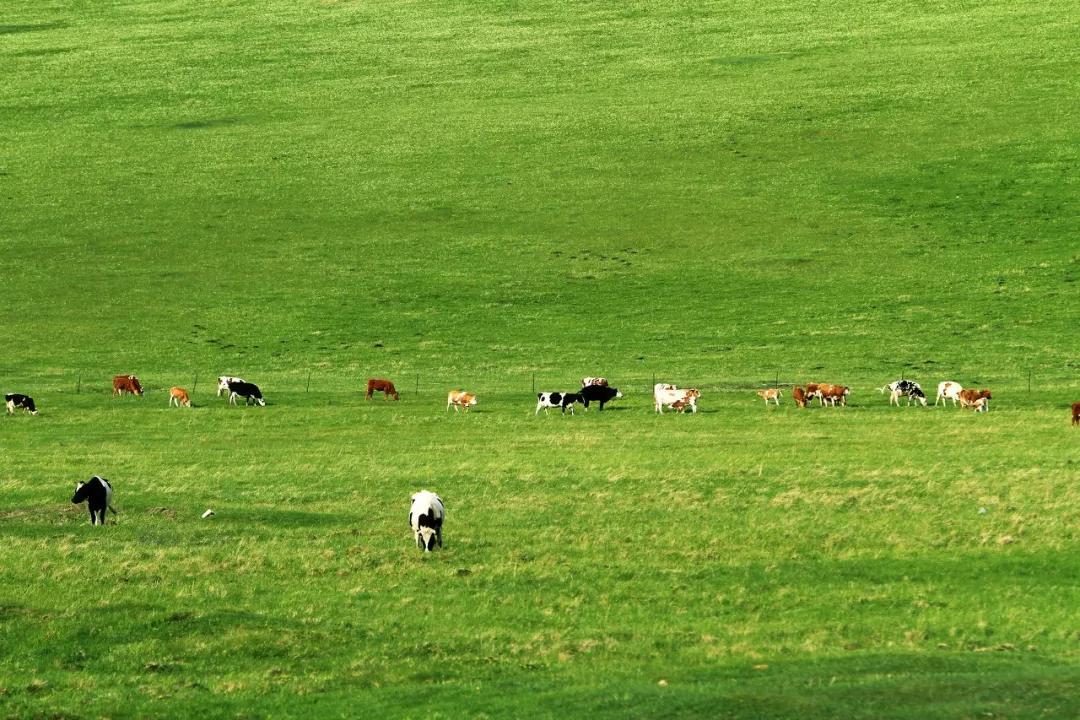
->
[415,373,419,396]
[306,369,312,393]
[1028,368,1032,394]
[192,373,198,395]
[76,373,81,394]
[531,373,535,394]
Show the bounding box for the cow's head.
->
[416,527,438,552]
[71,480,91,504]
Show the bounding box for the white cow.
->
[935,381,963,406]
[654,383,700,414]
[409,491,445,552]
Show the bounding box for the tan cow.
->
[168,387,191,408]
[446,390,478,413]
[756,388,782,406]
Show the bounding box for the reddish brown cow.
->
[792,386,807,408]
[366,378,400,401]
[958,388,992,411]
[113,374,143,396]
[1072,402,1080,426]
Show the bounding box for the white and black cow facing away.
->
[5,393,37,415]
[409,491,445,552]
[535,392,584,415]
[881,380,927,407]
[227,380,265,406]
[217,376,247,397]
[71,476,117,526]
[580,384,622,411]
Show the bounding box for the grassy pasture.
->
[2,0,1079,717]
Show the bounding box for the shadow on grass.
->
[0,21,67,34]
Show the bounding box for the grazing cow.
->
[580,384,622,411]
[217,376,246,397]
[446,390,478,413]
[409,491,444,552]
[168,387,191,408]
[366,378,400,401]
[882,380,927,407]
[112,374,143,396]
[1072,402,1079,426]
[958,388,992,412]
[653,384,700,414]
[71,476,117,526]
[5,393,37,415]
[756,388,782,406]
[936,381,963,406]
[792,386,807,408]
[581,377,609,387]
[811,383,849,407]
[227,380,265,406]
[535,392,584,415]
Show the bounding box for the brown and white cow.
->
[446,390,477,413]
[366,378,399,401]
[654,384,700,414]
[756,388,782,406]
[168,387,191,408]
[113,374,143,396]
[805,383,848,407]
[581,377,609,387]
[936,381,963,406]
[958,388,991,412]
[1072,402,1080,426]
[792,386,807,408]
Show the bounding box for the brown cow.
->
[168,387,191,408]
[366,378,400,401]
[113,375,143,396]
[1072,402,1080,426]
[820,384,850,407]
[446,390,477,413]
[958,388,991,411]
[792,386,807,408]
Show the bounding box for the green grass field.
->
[2,0,1078,717]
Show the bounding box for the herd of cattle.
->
[5,374,1079,420]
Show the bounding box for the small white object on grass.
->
[978,507,987,514]
[202,509,215,519]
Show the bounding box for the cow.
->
[792,386,807,408]
[881,380,927,407]
[409,491,444,552]
[804,383,823,406]
[366,378,399,401]
[756,388,782,406]
[71,476,117,526]
[217,376,246,397]
[1072,402,1080,426]
[227,380,265,406]
[536,392,584,415]
[581,377,609,387]
[669,398,691,413]
[936,381,963,406]
[112,374,143,396]
[5,393,37,415]
[168,387,191,408]
[580,384,622,411]
[446,390,478,413]
[810,383,849,407]
[654,384,700,414]
[958,388,991,412]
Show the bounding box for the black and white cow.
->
[535,392,584,415]
[227,380,265,406]
[5,393,37,415]
[71,476,117,526]
[580,384,623,411]
[217,376,247,397]
[409,491,445,552]
[881,379,927,407]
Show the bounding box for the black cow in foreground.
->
[71,476,117,526]
[535,392,584,415]
[5,393,37,415]
[227,380,265,406]
[580,384,623,411]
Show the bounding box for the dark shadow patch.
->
[0,21,67,35]
[171,117,241,130]
[11,46,75,57]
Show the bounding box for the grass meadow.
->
[2,0,1079,717]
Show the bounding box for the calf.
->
[1072,402,1079,426]
[217,376,246,397]
[366,378,399,401]
[792,386,807,408]
[669,398,690,413]
[936,381,963,406]
[5,393,37,415]
[653,384,700,414]
[168,387,191,408]
[536,391,584,415]
[71,476,117,526]
[112,374,143,396]
[409,491,445,552]
[446,390,478,413]
[227,380,266,406]
[581,376,608,387]
[958,388,991,411]
[580,384,622,411]
[756,388,782,406]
